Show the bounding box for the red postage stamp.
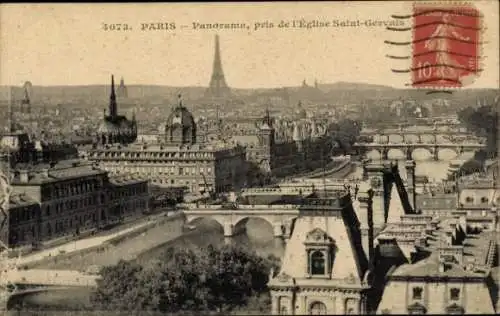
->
[412,4,482,88]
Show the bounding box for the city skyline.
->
[1,2,499,89]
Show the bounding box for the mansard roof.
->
[271,201,369,286]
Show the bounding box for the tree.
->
[91,245,275,314]
[91,260,147,312]
[327,119,362,154]
[458,104,498,158]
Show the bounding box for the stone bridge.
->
[182,204,300,242]
[182,194,351,243]
[353,142,485,161]
[0,269,98,310]
[359,130,479,144]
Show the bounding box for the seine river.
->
[362,148,475,182]
[9,150,475,313]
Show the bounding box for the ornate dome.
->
[166,105,196,129]
[165,95,197,145]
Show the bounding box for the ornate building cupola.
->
[96,75,137,146]
[165,94,197,145]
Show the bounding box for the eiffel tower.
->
[205,35,231,98]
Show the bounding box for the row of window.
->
[412,286,460,301]
[10,225,36,243]
[92,151,215,159]
[9,210,100,244]
[464,196,500,204]
[104,165,214,176]
[109,184,148,200]
[115,199,147,213]
[9,196,100,223]
[42,178,103,199]
[9,205,38,223]
[45,195,100,217]
[278,300,357,315]
[10,189,146,225]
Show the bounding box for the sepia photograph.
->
[0,2,499,315]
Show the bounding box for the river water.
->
[361,149,475,182]
[10,149,475,313]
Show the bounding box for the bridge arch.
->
[411,147,434,160]
[5,287,79,311]
[185,216,224,234]
[234,216,276,240]
[365,149,382,160]
[387,148,406,160]
[436,148,459,160]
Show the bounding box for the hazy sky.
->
[1,2,499,88]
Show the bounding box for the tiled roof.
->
[391,253,482,278]
[391,227,495,279]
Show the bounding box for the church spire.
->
[177,94,183,109]
[263,102,273,127]
[109,75,117,118]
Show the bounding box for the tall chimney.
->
[367,188,375,265]
[405,160,416,210]
[358,188,375,266]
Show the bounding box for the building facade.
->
[229,108,332,182]
[376,219,497,314]
[0,159,149,249]
[82,97,247,195]
[268,192,372,315]
[107,175,149,225]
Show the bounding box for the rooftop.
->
[10,160,106,185]
[108,175,148,186]
[391,252,484,279]
[87,141,244,153]
[391,221,496,280]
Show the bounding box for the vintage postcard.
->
[0,1,499,315]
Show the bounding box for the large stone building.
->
[0,159,149,249]
[376,217,497,314]
[228,108,332,182]
[82,96,247,195]
[267,190,373,315]
[1,122,81,171]
[96,75,137,146]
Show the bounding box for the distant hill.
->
[0,81,395,101]
[318,81,395,91]
[0,85,207,101]
[0,83,497,108]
